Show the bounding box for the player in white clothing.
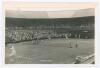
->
[8,44,16,62]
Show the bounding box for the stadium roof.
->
[5,8,94,18]
[5,2,95,18]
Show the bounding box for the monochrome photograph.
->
[5,2,95,64]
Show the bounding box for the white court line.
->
[15,55,33,60]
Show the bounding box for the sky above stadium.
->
[4,2,96,18]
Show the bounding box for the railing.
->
[73,54,94,64]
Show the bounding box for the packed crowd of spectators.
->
[5,29,65,44]
[6,28,91,44]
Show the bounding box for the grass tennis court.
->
[5,38,94,64]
